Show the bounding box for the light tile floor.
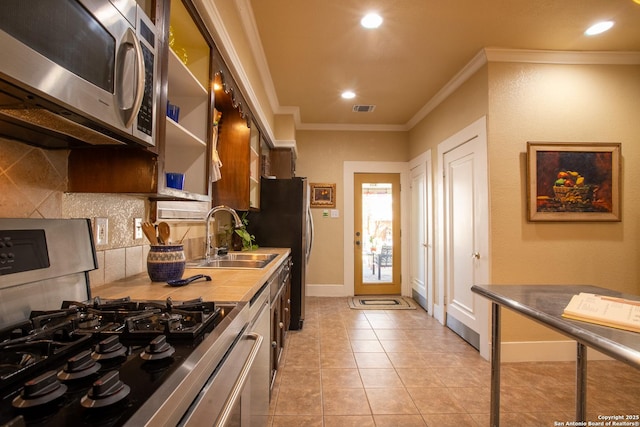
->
[268,297,640,427]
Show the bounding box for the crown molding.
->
[297,122,408,132]
[272,139,298,157]
[194,0,276,144]
[234,0,280,116]
[406,49,488,130]
[484,48,640,64]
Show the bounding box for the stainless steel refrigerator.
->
[246,177,313,330]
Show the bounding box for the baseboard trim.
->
[412,289,428,311]
[306,284,347,297]
[446,315,480,351]
[500,341,613,363]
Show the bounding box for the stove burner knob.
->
[12,370,68,408]
[58,350,102,381]
[92,335,127,360]
[80,370,130,408]
[140,335,176,361]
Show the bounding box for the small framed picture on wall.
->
[310,183,336,208]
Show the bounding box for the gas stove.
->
[0,296,233,427]
[0,218,249,427]
[58,296,220,339]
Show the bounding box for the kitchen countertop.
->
[91,248,291,303]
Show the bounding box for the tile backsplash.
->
[0,137,67,217]
[0,137,165,286]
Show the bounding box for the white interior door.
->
[438,117,489,359]
[410,162,428,310]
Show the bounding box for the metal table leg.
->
[576,343,587,421]
[490,302,501,427]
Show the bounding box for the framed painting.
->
[310,183,336,208]
[526,142,621,222]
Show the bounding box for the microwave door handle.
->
[116,28,145,128]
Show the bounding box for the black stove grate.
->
[0,297,230,427]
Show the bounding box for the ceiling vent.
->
[352,105,376,113]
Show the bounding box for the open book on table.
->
[562,292,640,333]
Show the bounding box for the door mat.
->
[348,296,417,310]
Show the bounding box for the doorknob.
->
[471,252,480,259]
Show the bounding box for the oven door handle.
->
[216,332,263,426]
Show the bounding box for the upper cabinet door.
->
[249,121,261,209]
[211,71,262,211]
[164,0,211,197]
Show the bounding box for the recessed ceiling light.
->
[585,21,614,36]
[341,91,356,99]
[361,13,383,29]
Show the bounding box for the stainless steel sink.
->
[222,253,277,262]
[187,253,278,269]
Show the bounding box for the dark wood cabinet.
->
[269,148,295,178]
[210,86,260,210]
[270,256,291,390]
[283,265,291,332]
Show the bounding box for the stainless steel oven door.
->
[179,289,269,427]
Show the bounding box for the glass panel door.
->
[354,173,401,295]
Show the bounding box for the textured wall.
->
[487,62,640,342]
[295,130,409,287]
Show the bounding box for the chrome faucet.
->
[204,205,244,262]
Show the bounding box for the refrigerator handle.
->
[306,205,314,264]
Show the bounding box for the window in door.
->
[354,173,401,295]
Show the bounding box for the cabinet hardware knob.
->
[272,341,277,348]
[279,322,284,329]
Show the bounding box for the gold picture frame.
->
[526,142,621,222]
[310,183,336,208]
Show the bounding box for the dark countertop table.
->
[471,284,640,426]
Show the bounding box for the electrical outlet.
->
[134,218,143,240]
[95,217,108,246]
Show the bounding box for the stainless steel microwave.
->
[0,0,159,148]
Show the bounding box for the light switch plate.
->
[134,218,143,240]
[95,217,108,245]
[330,209,339,218]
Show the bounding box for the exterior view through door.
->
[354,173,401,295]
